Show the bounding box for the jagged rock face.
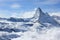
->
[34,8,60,27]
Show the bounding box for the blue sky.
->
[0,0,60,18]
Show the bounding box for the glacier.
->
[0,8,60,40]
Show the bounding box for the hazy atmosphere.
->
[0,0,60,40]
[0,0,60,17]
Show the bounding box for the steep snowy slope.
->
[31,8,60,27]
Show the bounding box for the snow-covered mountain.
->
[31,8,60,27]
[0,8,60,40]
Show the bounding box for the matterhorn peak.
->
[32,7,45,22]
[30,8,43,22]
[36,7,43,13]
[35,7,46,18]
[32,7,60,27]
[35,7,44,17]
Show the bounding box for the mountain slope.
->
[32,8,60,27]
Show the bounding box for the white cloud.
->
[0,8,36,18]
[10,4,21,9]
[21,8,37,18]
[0,10,12,18]
[12,26,60,40]
[49,12,60,16]
[11,11,35,18]
[11,8,36,18]
[22,11,35,18]
[11,12,23,18]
